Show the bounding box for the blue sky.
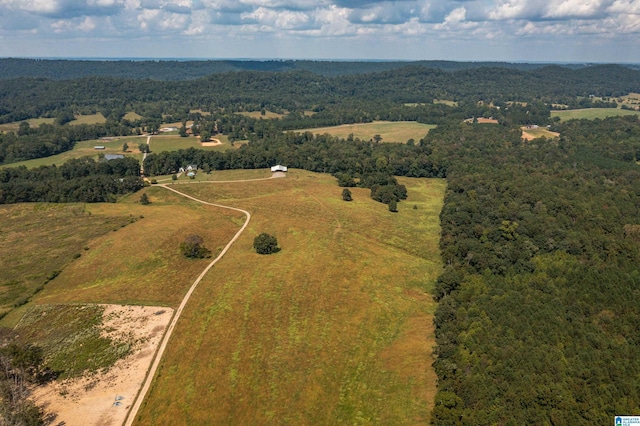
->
[1,0,639,62]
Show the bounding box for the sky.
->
[0,0,639,63]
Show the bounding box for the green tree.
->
[180,235,211,258]
[388,199,398,212]
[139,193,150,205]
[201,130,211,142]
[138,143,149,154]
[122,142,129,152]
[254,233,280,254]
[342,188,352,201]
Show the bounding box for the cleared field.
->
[134,170,444,425]
[0,136,145,169]
[295,121,436,143]
[0,204,135,321]
[25,188,244,311]
[148,134,233,153]
[552,108,640,121]
[124,111,144,121]
[169,168,272,182]
[71,113,106,125]
[238,110,286,119]
[521,126,560,140]
[0,118,56,132]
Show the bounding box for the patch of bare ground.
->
[200,138,222,147]
[31,305,173,426]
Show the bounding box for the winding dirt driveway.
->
[124,182,256,425]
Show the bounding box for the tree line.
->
[430,116,640,425]
[0,157,143,204]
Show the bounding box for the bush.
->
[342,188,352,201]
[253,233,280,255]
[139,193,150,205]
[180,235,211,258]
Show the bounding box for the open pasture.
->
[134,170,445,425]
[238,110,286,119]
[149,134,233,153]
[26,188,244,310]
[0,203,136,322]
[70,113,106,125]
[295,120,435,143]
[0,136,146,169]
[521,126,560,140]
[552,108,640,121]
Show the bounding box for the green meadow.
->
[551,108,640,121]
[2,169,444,423]
[134,170,444,425]
[294,121,436,143]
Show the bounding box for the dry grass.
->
[294,121,435,143]
[71,113,106,125]
[551,108,640,121]
[237,110,286,119]
[521,127,560,140]
[134,170,445,425]
[29,189,244,309]
[124,111,144,121]
[0,136,146,169]
[0,204,135,323]
[149,135,233,152]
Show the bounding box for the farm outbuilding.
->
[271,165,288,172]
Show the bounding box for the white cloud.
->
[0,0,638,61]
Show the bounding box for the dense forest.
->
[2,59,640,424]
[0,58,586,81]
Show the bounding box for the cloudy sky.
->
[0,0,639,62]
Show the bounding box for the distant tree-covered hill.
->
[0,58,585,80]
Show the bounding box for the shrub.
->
[342,188,353,201]
[180,235,211,258]
[253,233,280,255]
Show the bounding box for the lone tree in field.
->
[253,233,280,255]
[180,235,211,258]
[139,193,150,205]
[342,188,353,201]
[389,199,398,212]
[122,142,129,152]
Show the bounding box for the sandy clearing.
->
[200,138,222,147]
[31,305,173,426]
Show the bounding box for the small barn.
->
[271,165,288,172]
[94,146,105,150]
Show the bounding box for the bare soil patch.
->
[31,305,173,426]
[200,138,222,147]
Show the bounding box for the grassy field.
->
[165,168,272,183]
[521,126,560,140]
[551,108,640,121]
[0,114,106,132]
[0,118,56,132]
[0,204,136,319]
[2,169,444,423]
[71,113,106,125]
[294,121,436,143]
[134,170,445,425]
[149,134,234,153]
[0,136,146,169]
[13,304,130,379]
[0,134,236,169]
[124,111,144,121]
[22,189,244,312]
[238,110,286,119]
